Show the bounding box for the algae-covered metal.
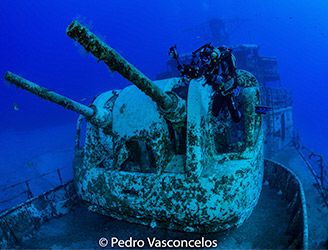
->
[4,20,264,233]
[73,70,263,233]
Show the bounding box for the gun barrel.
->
[4,72,94,118]
[66,20,173,111]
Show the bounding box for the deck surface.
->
[19,184,290,249]
[272,146,328,249]
[4,125,326,249]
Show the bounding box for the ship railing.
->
[263,87,293,108]
[264,160,308,249]
[0,167,70,212]
[293,132,328,207]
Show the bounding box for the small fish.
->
[196,36,201,39]
[12,103,20,111]
[26,161,36,168]
[255,105,272,114]
[80,98,87,102]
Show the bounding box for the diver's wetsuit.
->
[169,43,241,123]
[212,90,241,122]
[210,46,241,123]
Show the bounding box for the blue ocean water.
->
[0,0,327,202]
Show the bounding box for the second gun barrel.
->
[4,71,94,118]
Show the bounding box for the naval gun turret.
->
[4,20,264,233]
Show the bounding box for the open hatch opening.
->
[213,93,246,154]
[121,139,156,173]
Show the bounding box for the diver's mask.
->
[210,48,221,63]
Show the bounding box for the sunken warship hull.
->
[5,21,264,233]
[1,19,313,249]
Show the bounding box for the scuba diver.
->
[169,44,242,123]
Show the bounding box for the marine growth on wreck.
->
[4,20,264,233]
